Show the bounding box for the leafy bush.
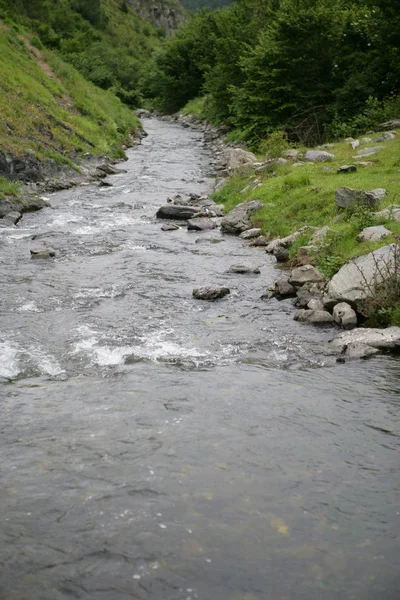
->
[258,131,289,158]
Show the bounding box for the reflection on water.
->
[0,119,399,600]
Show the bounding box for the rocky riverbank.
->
[144,110,400,360]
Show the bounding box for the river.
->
[0,118,399,600]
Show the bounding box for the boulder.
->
[336,342,380,362]
[187,218,217,231]
[295,282,325,308]
[239,228,262,240]
[273,245,289,263]
[374,205,400,222]
[249,235,271,247]
[284,149,300,159]
[21,196,51,213]
[227,148,258,175]
[269,274,297,299]
[337,165,357,173]
[307,298,325,311]
[289,265,325,287]
[357,225,391,242]
[2,211,21,225]
[326,244,398,304]
[332,302,357,328]
[378,120,400,130]
[221,200,263,235]
[356,146,385,157]
[335,187,385,209]
[294,309,334,324]
[193,286,230,300]
[0,200,13,218]
[30,248,56,259]
[228,263,260,274]
[331,327,400,355]
[156,205,200,220]
[305,150,334,162]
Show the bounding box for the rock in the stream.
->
[228,263,260,274]
[295,282,325,308]
[156,205,200,220]
[1,211,21,226]
[294,309,334,324]
[332,302,357,328]
[268,274,297,299]
[161,223,180,231]
[30,248,56,259]
[335,187,385,209]
[273,245,289,263]
[331,327,400,361]
[289,265,325,287]
[187,217,217,231]
[221,200,263,235]
[326,244,397,304]
[307,298,325,311]
[193,286,230,300]
[305,150,335,162]
[357,225,391,242]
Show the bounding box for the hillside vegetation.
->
[143,0,400,147]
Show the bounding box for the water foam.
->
[0,340,20,379]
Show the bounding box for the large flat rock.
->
[156,205,200,220]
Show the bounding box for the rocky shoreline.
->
[142,110,400,362]
[0,129,147,226]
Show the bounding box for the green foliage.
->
[0,176,21,201]
[258,131,289,158]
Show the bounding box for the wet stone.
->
[193,286,230,300]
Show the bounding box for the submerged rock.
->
[193,286,230,300]
[30,248,56,259]
[187,217,217,231]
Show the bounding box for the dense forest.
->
[142,0,400,146]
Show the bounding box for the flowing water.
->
[0,119,399,600]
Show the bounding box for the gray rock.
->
[161,223,180,231]
[272,274,297,298]
[221,200,263,235]
[337,165,357,173]
[187,218,217,231]
[294,309,334,324]
[378,120,400,130]
[305,150,334,162]
[331,327,400,353]
[265,226,316,253]
[193,286,230,300]
[357,225,391,242]
[350,140,360,150]
[335,187,384,209]
[227,148,258,175]
[336,342,380,362]
[2,211,21,225]
[295,282,325,308]
[136,109,151,118]
[327,244,398,304]
[332,302,357,328]
[373,205,400,222]
[284,149,300,159]
[239,228,262,240]
[297,245,317,265]
[0,200,13,217]
[228,263,260,274]
[30,248,56,259]
[156,205,200,220]
[356,146,385,156]
[273,245,289,263]
[307,298,325,311]
[289,265,325,286]
[310,226,331,244]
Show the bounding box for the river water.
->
[0,119,399,600]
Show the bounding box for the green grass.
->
[0,27,139,162]
[0,176,21,201]
[181,96,207,119]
